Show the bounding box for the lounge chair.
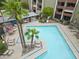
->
[34,40,42,48]
[7,38,15,46]
[6,24,16,35]
[3,49,14,56]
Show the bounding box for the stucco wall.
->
[21,0,56,15]
[28,0,32,11]
[21,0,32,11]
[22,0,56,10]
[43,0,56,8]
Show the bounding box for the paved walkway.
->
[0,27,22,59]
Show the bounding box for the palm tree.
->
[25,28,39,48]
[0,0,5,17]
[2,0,28,51]
[0,0,6,41]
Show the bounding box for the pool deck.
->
[0,21,79,59]
[59,24,79,59]
[21,40,47,59]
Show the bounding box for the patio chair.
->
[7,38,15,46]
[3,49,14,56]
[34,40,42,48]
[6,24,16,35]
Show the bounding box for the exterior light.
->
[2,41,5,43]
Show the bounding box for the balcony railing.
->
[65,7,74,10]
[55,11,62,15]
[57,6,64,9]
[63,13,72,16]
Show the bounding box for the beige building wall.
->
[28,0,32,11]
[43,0,56,8]
[22,0,56,10]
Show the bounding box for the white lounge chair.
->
[34,40,42,48]
[3,49,14,56]
[7,38,15,46]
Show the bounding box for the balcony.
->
[57,6,64,9]
[63,12,72,17]
[63,16,71,21]
[65,7,74,10]
[55,11,62,15]
[55,14,61,19]
[57,2,65,6]
[65,2,76,10]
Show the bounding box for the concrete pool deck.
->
[21,40,47,59]
[59,24,79,59]
[0,21,79,59]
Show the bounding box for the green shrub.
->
[42,7,54,18]
[0,40,7,55]
[0,0,5,9]
[39,19,46,23]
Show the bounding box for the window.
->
[32,0,42,12]
[57,8,63,12]
[64,12,72,14]
[58,2,65,6]
[66,3,75,7]
[63,16,71,21]
[55,14,61,19]
[37,0,42,10]
[33,0,36,3]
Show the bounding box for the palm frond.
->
[35,31,39,34]
[35,35,39,39]
[2,0,29,21]
[27,35,31,40]
[25,28,39,42]
[25,32,29,35]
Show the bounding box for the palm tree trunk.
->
[19,23,26,48]
[31,35,34,48]
[17,22,26,52]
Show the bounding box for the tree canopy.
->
[0,0,5,9]
[42,7,54,17]
[2,0,29,22]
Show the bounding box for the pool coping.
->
[22,23,79,59]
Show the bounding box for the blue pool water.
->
[26,26,76,59]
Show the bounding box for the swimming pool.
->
[26,26,76,59]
